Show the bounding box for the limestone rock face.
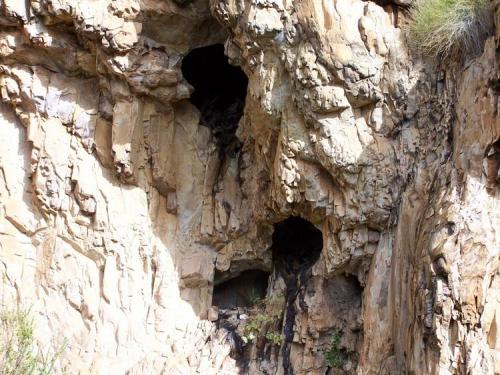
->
[0,0,498,374]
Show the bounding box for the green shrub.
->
[242,314,284,346]
[241,293,286,346]
[325,329,346,369]
[0,307,65,375]
[242,313,272,343]
[264,331,284,346]
[408,0,494,59]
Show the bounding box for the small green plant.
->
[325,329,346,369]
[242,313,272,343]
[264,331,284,346]
[242,314,284,346]
[241,292,286,346]
[0,307,66,375]
[408,0,494,59]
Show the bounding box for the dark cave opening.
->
[181,44,248,154]
[272,216,323,276]
[485,138,500,193]
[212,270,270,310]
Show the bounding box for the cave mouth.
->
[485,138,500,193]
[272,217,323,276]
[212,270,270,310]
[181,44,248,154]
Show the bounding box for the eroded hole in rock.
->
[272,216,323,276]
[319,274,363,370]
[182,44,248,155]
[212,270,270,309]
[485,138,500,193]
[326,274,363,316]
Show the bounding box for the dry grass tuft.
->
[408,0,494,60]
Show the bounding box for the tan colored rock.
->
[0,0,498,374]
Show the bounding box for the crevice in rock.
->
[181,44,248,157]
[212,269,270,309]
[485,138,500,194]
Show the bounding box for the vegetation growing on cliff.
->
[408,0,493,59]
[0,307,65,375]
[241,293,285,346]
[325,329,346,369]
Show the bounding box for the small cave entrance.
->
[485,138,500,193]
[181,44,248,155]
[272,216,323,277]
[212,270,270,310]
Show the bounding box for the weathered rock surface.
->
[0,0,498,374]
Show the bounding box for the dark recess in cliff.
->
[485,138,500,194]
[182,44,248,156]
[272,217,323,273]
[212,269,270,309]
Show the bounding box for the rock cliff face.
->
[0,0,498,374]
